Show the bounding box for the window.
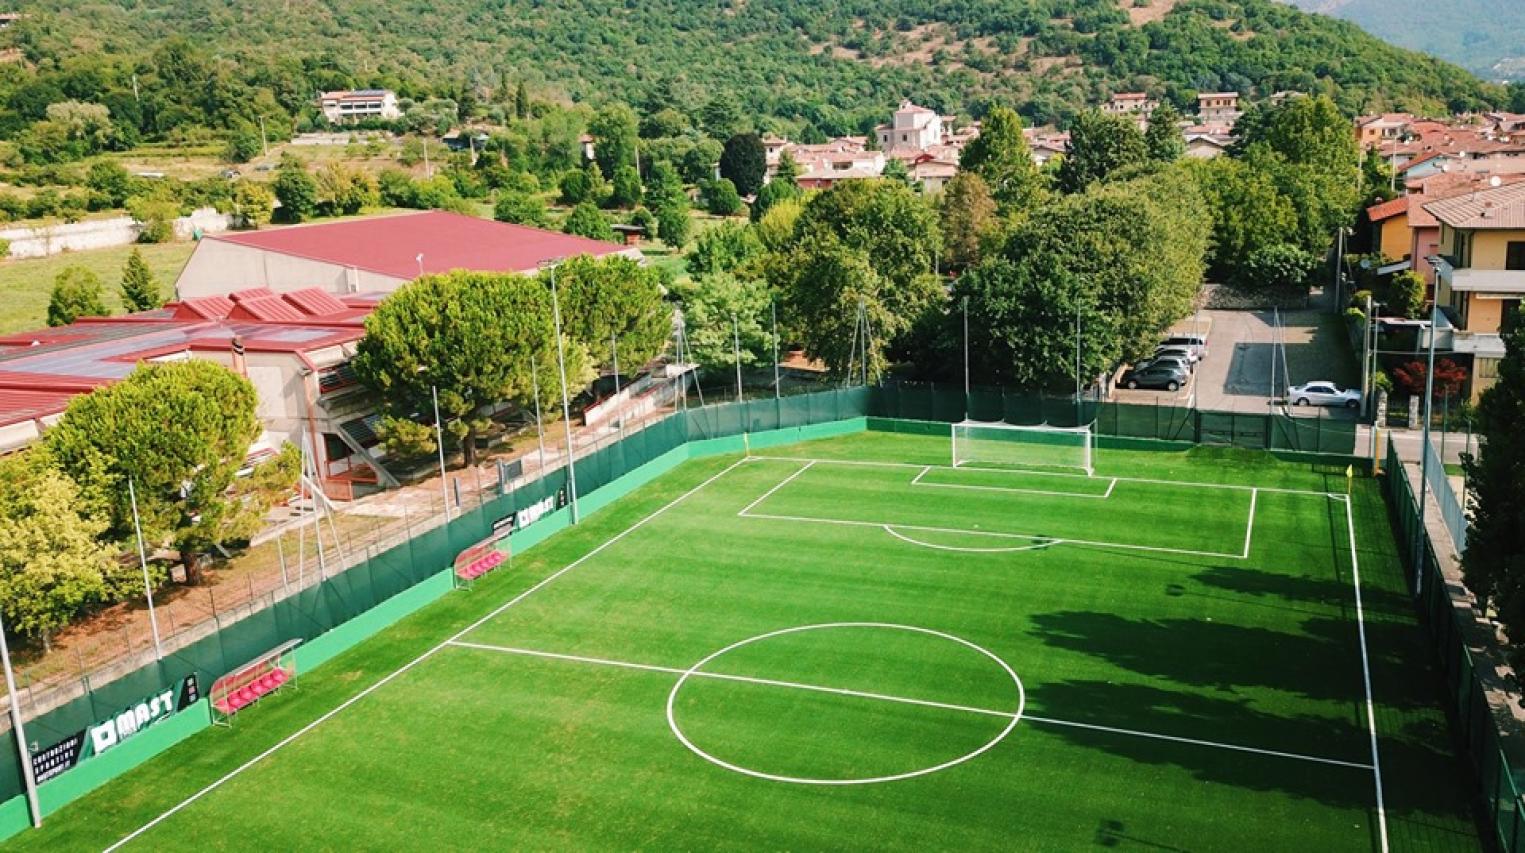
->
[1507,241,1525,271]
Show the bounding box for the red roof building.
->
[175,210,641,299]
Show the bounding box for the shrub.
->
[1236,243,1318,291]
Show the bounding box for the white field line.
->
[910,465,1118,500]
[740,510,1249,561]
[881,525,1064,554]
[737,459,814,516]
[1343,495,1390,852]
[751,455,1338,498]
[446,640,1373,772]
[1242,489,1258,559]
[104,457,753,853]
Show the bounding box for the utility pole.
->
[1413,305,1439,596]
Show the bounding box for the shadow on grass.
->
[1190,565,1410,616]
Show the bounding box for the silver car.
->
[1287,381,1361,408]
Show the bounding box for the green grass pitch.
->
[11,431,1483,851]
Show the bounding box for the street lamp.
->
[540,257,581,525]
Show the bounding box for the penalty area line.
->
[103,456,753,853]
[446,640,1374,772]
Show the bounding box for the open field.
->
[7,431,1480,851]
[0,242,195,334]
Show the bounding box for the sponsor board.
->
[31,675,199,783]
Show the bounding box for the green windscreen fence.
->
[1385,437,1524,853]
[0,382,1357,814]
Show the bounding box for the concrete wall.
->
[174,240,404,298]
[0,208,234,260]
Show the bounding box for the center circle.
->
[664,622,1025,785]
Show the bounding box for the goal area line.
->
[911,465,1119,500]
[443,639,1374,772]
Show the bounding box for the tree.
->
[514,81,530,120]
[681,139,724,184]
[273,164,318,222]
[1237,243,1320,292]
[0,450,117,650]
[85,161,135,208]
[126,196,179,243]
[559,168,595,205]
[1392,357,1469,400]
[958,106,1042,211]
[719,133,766,197]
[1233,95,1361,254]
[671,273,772,375]
[545,254,672,372]
[47,266,108,326]
[610,165,643,209]
[354,271,585,467]
[1145,103,1186,163]
[939,171,999,271]
[701,178,744,216]
[1187,157,1300,280]
[563,202,614,241]
[588,103,639,178]
[701,95,745,140]
[774,150,802,185]
[751,177,800,224]
[493,191,549,227]
[119,248,162,312]
[644,160,686,211]
[640,108,689,139]
[688,221,763,277]
[231,180,275,228]
[767,180,942,377]
[656,202,691,249]
[1463,318,1525,650]
[1386,270,1427,319]
[315,163,378,216]
[45,361,267,584]
[882,158,912,186]
[1057,110,1147,194]
[224,128,262,164]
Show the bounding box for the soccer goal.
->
[951,420,1095,475]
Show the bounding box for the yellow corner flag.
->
[1345,464,1354,494]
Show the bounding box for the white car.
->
[1287,381,1361,408]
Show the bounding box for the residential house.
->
[1102,93,1156,130]
[909,158,958,193]
[1355,113,1416,148]
[876,101,945,153]
[1183,128,1234,159]
[1025,129,1070,166]
[1365,196,1411,261]
[1425,180,1525,401]
[317,90,402,123]
[1196,92,1242,126]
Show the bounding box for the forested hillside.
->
[1281,0,1525,81]
[0,0,1508,144]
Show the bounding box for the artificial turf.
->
[6,431,1483,851]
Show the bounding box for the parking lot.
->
[1111,308,1362,418]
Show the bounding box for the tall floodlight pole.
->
[530,357,547,473]
[732,313,744,404]
[127,479,163,661]
[432,385,450,522]
[1413,305,1439,596]
[0,610,40,827]
[543,258,581,525]
[771,300,781,400]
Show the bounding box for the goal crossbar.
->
[951,419,1094,475]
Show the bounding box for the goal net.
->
[951,420,1094,474]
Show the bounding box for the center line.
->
[445,640,1371,771]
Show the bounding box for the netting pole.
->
[612,332,624,439]
[962,296,970,417]
[1413,304,1439,597]
[545,258,581,525]
[732,312,743,405]
[772,300,781,400]
[431,387,450,523]
[0,610,41,827]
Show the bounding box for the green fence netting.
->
[0,383,1361,812]
[1385,436,1523,852]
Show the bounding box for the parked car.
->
[1121,363,1189,391]
[1137,354,1194,375]
[1154,345,1201,366]
[1161,334,1209,360]
[1287,381,1361,408]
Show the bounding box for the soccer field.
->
[11,430,1482,851]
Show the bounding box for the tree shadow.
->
[1190,564,1411,616]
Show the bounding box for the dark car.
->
[1120,363,1188,391]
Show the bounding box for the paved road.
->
[1192,308,1361,416]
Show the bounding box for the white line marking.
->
[737,459,813,516]
[1343,495,1389,852]
[882,525,1063,554]
[751,455,1339,497]
[910,470,1117,500]
[1243,488,1258,558]
[105,457,753,853]
[447,640,1372,771]
[740,509,1248,560]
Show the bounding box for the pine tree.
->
[514,82,530,120]
[120,248,163,312]
[1144,103,1186,163]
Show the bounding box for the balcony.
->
[1431,256,1525,293]
[1449,329,1507,358]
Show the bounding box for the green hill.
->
[0,0,1507,139]
[1280,0,1525,81]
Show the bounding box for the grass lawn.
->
[9,430,1481,851]
[0,242,195,334]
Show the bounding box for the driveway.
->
[1192,308,1361,416]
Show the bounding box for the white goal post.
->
[950,420,1095,475]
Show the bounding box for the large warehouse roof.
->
[207,210,629,278]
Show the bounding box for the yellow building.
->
[1426,181,1525,401]
[1366,196,1411,261]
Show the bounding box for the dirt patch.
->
[1122,0,1179,26]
